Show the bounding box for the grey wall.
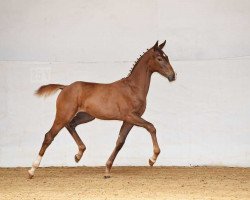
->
[0,0,250,167]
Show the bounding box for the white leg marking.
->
[28,155,42,176]
[149,156,156,163]
[76,153,82,160]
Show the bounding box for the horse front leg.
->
[125,114,161,167]
[66,112,95,162]
[104,122,133,178]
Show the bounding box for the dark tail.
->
[35,84,66,97]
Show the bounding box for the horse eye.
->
[157,58,163,61]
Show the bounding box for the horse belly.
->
[80,94,126,120]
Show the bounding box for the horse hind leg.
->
[28,120,65,179]
[28,106,77,179]
[66,112,95,163]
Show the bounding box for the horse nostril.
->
[174,72,177,80]
[170,72,176,81]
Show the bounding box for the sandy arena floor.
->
[0,166,249,200]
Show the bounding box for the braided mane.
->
[126,48,149,77]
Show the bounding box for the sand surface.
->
[0,166,249,200]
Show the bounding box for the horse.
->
[28,41,176,179]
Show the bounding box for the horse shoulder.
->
[113,81,146,114]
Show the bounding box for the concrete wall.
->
[0,0,250,167]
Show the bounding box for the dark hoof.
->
[104,175,111,179]
[149,159,155,167]
[28,171,34,179]
[74,155,80,163]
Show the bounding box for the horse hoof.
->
[74,155,80,163]
[104,175,111,179]
[28,171,34,179]
[149,158,155,167]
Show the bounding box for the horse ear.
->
[159,40,166,49]
[153,41,159,51]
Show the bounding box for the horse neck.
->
[127,56,153,98]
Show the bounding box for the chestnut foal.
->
[28,41,176,179]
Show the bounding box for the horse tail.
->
[35,84,66,97]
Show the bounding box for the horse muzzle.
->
[168,72,176,82]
